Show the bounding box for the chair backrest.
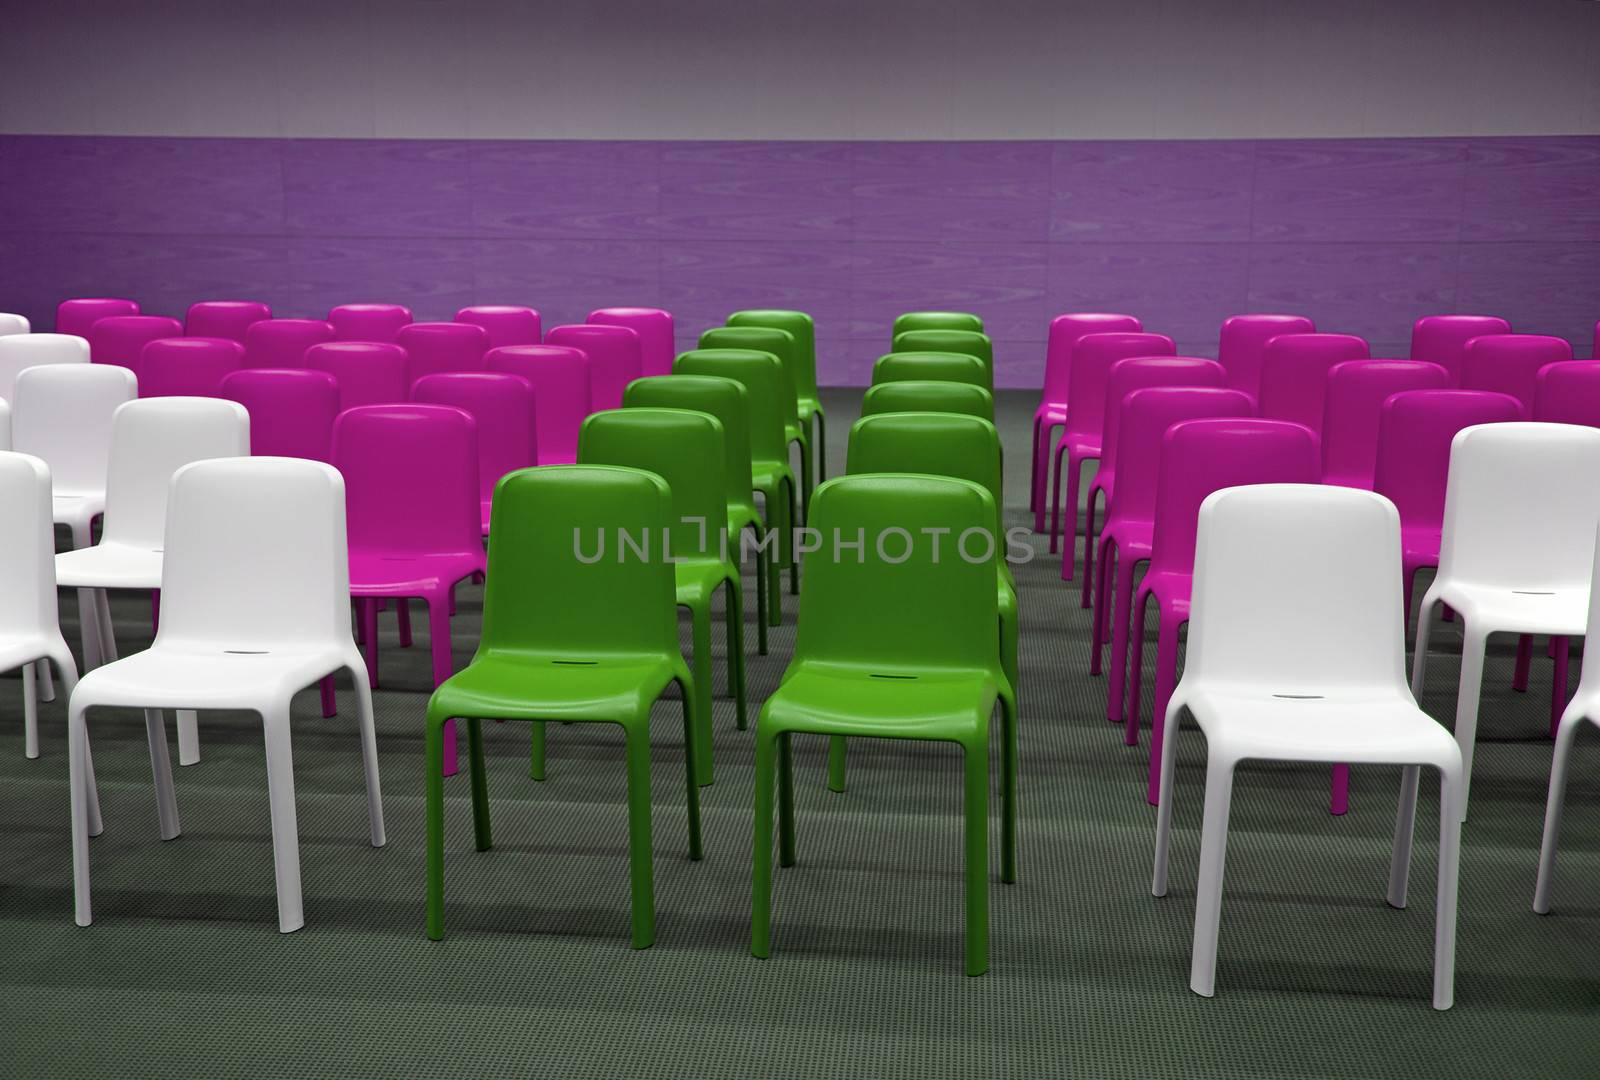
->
[1535,361,1600,427]
[484,344,590,465]
[1098,357,1226,484]
[893,311,984,336]
[1410,314,1511,383]
[328,302,412,343]
[578,408,728,558]
[891,329,994,388]
[12,364,138,495]
[1064,332,1177,439]
[243,318,336,368]
[100,398,250,549]
[793,475,1000,675]
[56,297,139,337]
[1107,388,1255,528]
[0,452,64,638]
[185,300,271,343]
[846,412,1004,536]
[1459,334,1574,418]
[411,372,537,507]
[673,348,791,464]
[139,337,246,397]
[592,307,676,378]
[861,380,995,421]
[1218,314,1316,399]
[547,323,642,413]
[0,313,28,336]
[1256,332,1370,432]
[86,315,183,375]
[0,400,9,450]
[331,404,482,557]
[395,321,490,386]
[1184,484,1406,694]
[1437,422,1600,591]
[456,305,542,348]
[303,341,410,409]
[623,375,755,512]
[1372,389,1523,533]
[871,351,989,389]
[698,326,801,420]
[156,457,352,649]
[1320,360,1450,487]
[1042,313,1143,405]
[0,333,90,403]
[220,368,340,462]
[727,310,819,401]
[1148,418,1320,578]
[478,465,679,659]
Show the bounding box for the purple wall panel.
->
[1,134,1596,386]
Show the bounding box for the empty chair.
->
[456,305,542,348]
[548,323,642,412]
[1535,361,1600,427]
[893,311,983,336]
[485,344,590,465]
[861,380,995,421]
[1321,361,1451,488]
[395,322,490,386]
[303,341,409,408]
[1411,314,1512,384]
[892,329,994,385]
[328,303,412,342]
[411,371,537,534]
[1411,423,1600,820]
[139,336,245,397]
[0,313,28,336]
[13,364,138,551]
[67,456,385,934]
[86,315,183,376]
[56,297,139,337]
[1217,314,1315,400]
[1152,484,1463,1010]
[0,333,90,403]
[1459,334,1574,417]
[727,310,825,481]
[699,324,811,519]
[243,318,336,368]
[185,301,271,342]
[1255,333,1370,433]
[220,369,340,462]
[872,351,989,388]
[590,307,675,378]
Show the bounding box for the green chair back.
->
[727,310,818,403]
[893,311,984,337]
[698,326,801,426]
[673,349,790,465]
[578,408,728,559]
[846,412,1004,538]
[892,328,994,376]
[624,375,755,516]
[872,351,990,389]
[860,379,994,422]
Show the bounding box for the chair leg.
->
[396,598,413,648]
[465,717,490,853]
[1079,491,1099,607]
[1109,561,1140,730]
[261,705,304,933]
[69,705,95,927]
[1433,766,1464,1010]
[76,586,102,671]
[1090,536,1114,678]
[1125,588,1152,743]
[95,589,118,663]
[427,596,458,778]
[687,603,715,786]
[1148,613,1181,805]
[1454,628,1488,822]
[22,662,39,759]
[1029,416,1042,516]
[176,710,200,767]
[1048,442,1067,554]
[787,479,800,596]
[827,735,847,793]
[795,436,813,526]
[963,740,990,977]
[359,599,379,688]
[39,657,55,703]
[1551,636,1571,738]
[1534,712,1584,914]
[1000,698,1018,885]
[1387,765,1421,908]
[1152,699,1182,897]
[814,409,827,483]
[529,720,547,781]
[348,660,385,848]
[1409,597,1437,701]
[1330,764,1349,816]
[1189,756,1236,998]
[319,676,337,718]
[623,725,657,949]
[751,729,778,959]
[725,578,747,731]
[1033,422,1058,532]
[1513,633,1532,692]
[678,678,703,860]
[144,709,180,841]
[778,732,796,867]
[425,703,449,940]
[753,537,768,655]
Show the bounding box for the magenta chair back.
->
[1256,332,1370,433]
[485,344,590,465]
[1535,362,1600,427]
[456,305,542,348]
[545,323,641,412]
[1459,334,1573,418]
[334,403,481,558]
[395,322,490,387]
[411,371,537,534]
[86,315,183,375]
[185,301,271,342]
[588,307,675,377]
[1320,360,1450,489]
[1410,315,1511,384]
[304,342,409,408]
[328,303,412,343]
[220,368,340,461]
[57,298,139,337]
[244,318,336,368]
[1217,314,1315,400]
[138,337,246,397]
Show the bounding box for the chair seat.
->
[676,557,737,606]
[1431,581,1588,636]
[751,461,795,492]
[349,551,483,595]
[56,542,162,589]
[761,660,1001,741]
[729,500,762,535]
[1053,429,1101,459]
[72,643,351,711]
[1140,569,1192,618]
[0,635,70,675]
[432,651,681,722]
[1035,402,1066,425]
[798,397,822,423]
[1182,687,1458,766]
[1101,517,1154,559]
[53,492,105,529]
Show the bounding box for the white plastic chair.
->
[1411,423,1600,822]
[1152,483,1464,1010]
[56,397,249,766]
[0,399,9,451]
[68,456,385,934]
[0,313,28,336]
[0,332,90,403]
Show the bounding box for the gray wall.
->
[4,0,1598,140]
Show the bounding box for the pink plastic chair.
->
[1099,388,1255,718]
[1535,362,1600,426]
[1078,356,1226,606]
[1459,334,1574,418]
[411,372,537,535]
[57,298,139,337]
[1217,314,1316,401]
[329,303,413,343]
[1128,418,1323,806]
[1321,360,1451,488]
[1032,313,1142,530]
[138,337,245,397]
[485,345,590,465]
[455,305,542,348]
[588,307,676,378]
[185,301,271,343]
[546,324,641,412]
[220,368,340,462]
[243,318,336,368]
[86,315,183,376]
[333,404,485,776]
[1050,331,1175,561]
[395,322,490,387]
[1410,315,1512,384]
[303,342,410,408]
[1256,332,1370,433]
[1593,320,1599,362]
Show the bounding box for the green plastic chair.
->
[675,348,800,607]
[861,379,995,422]
[727,309,825,482]
[578,408,746,785]
[893,311,984,337]
[750,474,1018,977]
[624,374,771,655]
[698,325,813,521]
[893,328,994,386]
[425,465,702,950]
[872,351,991,390]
